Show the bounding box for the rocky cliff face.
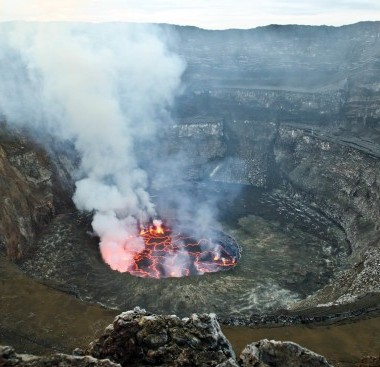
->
[167,118,277,187]
[0,128,55,259]
[0,126,75,260]
[172,23,380,86]
[172,21,380,133]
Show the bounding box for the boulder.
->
[239,339,332,367]
[87,307,235,367]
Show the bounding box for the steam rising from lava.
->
[129,220,238,278]
[0,22,185,273]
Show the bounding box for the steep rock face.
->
[344,84,380,129]
[168,117,226,181]
[274,125,380,307]
[187,88,345,126]
[87,307,235,367]
[173,22,380,92]
[169,118,277,188]
[212,120,278,187]
[0,131,55,259]
[173,22,380,134]
[0,126,75,260]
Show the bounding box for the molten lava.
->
[125,221,238,278]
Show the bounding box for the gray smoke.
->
[0,22,185,272]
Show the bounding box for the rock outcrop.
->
[239,339,332,367]
[0,345,120,367]
[1,309,338,367]
[87,307,236,367]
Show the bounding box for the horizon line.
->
[0,19,379,31]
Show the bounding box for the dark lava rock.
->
[87,307,235,367]
[0,345,120,367]
[238,339,332,367]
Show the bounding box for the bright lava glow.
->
[100,220,238,278]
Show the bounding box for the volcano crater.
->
[18,183,350,319]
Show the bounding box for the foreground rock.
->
[87,307,236,367]
[1,309,337,367]
[239,339,332,367]
[0,345,119,367]
[87,309,334,366]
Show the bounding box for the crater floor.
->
[18,183,350,317]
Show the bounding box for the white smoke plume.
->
[0,22,185,272]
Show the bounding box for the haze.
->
[1,0,379,29]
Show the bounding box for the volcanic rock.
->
[85,310,336,366]
[238,339,332,367]
[0,130,54,259]
[0,125,75,260]
[0,345,120,367]
[274,124,380,309]
[87,307,235,367]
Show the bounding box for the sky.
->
[0,0,379,29]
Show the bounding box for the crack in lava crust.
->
[125,223,239,278]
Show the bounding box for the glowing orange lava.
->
[126,221,238,278]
